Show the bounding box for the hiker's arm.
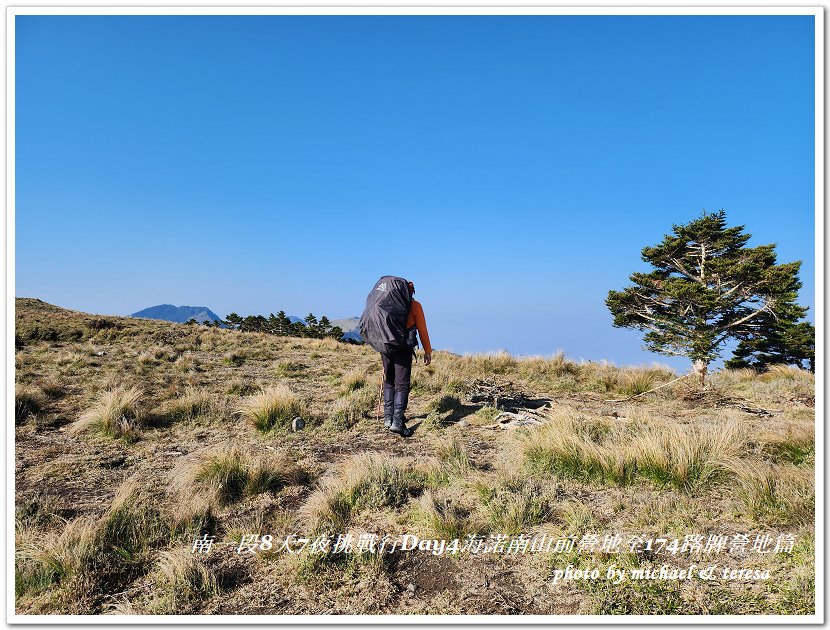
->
[413,301,432,361]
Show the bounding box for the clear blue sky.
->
[15,15,815,369]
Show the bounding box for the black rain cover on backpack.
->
[359,276,412,354]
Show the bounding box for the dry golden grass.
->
[615,369,662,396]
[172,446,306,507]
[329,387,377,429]
[760,364,815,383]
[731,461,814,526]
[525,411,744,492]
[714,365,815,404]
[434,440,472,478]
[310,337,343,351]
[578,362,676,396]
[518,351,581,379]
[136,350,157,367]
[340,368,369,394]
[70,385,143,439]
[714,367,758,387]
[14,299,816,615]
[632,422,744,490]
[15,515,99,596]
[152,547,218,612]
[456,350,518,375]
[302,452,428,533]
[757,422,815,464]
[16,475,166,602]
[15,383,46,423]
[477,474,556,534]
[417,489,477,539]
[157,386,215,423]
[100,476,169,560]
[236,385,302,433]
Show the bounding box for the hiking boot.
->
[389,419,413,438]
[382,384,394,429]
[390,390,413,438]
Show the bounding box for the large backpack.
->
[359,276,413,354]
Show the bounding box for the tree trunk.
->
[692,359,708,386]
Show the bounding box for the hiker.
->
[358,276,432,438]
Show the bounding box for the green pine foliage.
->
[221,309,352,342]
[726,320,815,372]
[606,210,810,371]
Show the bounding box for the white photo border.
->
[4,3,824,626]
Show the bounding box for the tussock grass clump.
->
[518,352,581,379]
[70,386,143,440]
[15,516,98,597]
[151,547,218,612]
[581,362,675,396]
[525,413,744,492]
[559,501,598,534]
[302,453,428,533]
[169,496,217,541]
[420,411,443,431]
[429,394,461,414]
[159,387,214,423]
[54,350,87,369]
[524,414,622,483]
[173,352,201,373]
[311,337,342,351]
[760,365,814,383]
[615,370,662,396]
[192,451,248,506]
[37,378,66,399]
[714,368,758,388]
[225,380,257,396]
[426,439,473,483]
[100,477,169,562]
[151,345,179,362]
[583,361,621,393]
[435,441,472,477]
[237,385,302,434]
[274,361,306,377]
[458,351,518,375]
[478,475,556,534]
[417,490,477,539]
[328,387,377,429]
[715,365,814,402]
[177,447,306,506]
[632,423,743,491]
[340,368,368,393]
[733,463,814,526]
[16,476,168,600]
[15,383,46,423]
[759,424,814,465]
[136,351,158,367]
[16,494,66,530]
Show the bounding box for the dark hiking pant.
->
[381,349,413,423]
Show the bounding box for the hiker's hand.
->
[424,352,432,366]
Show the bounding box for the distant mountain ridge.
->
[130,305,361,339]
[131,304,221,324]
[331,317,362,341]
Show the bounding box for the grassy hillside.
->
[14,298,815,616]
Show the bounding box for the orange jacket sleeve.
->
[406,300,432,354]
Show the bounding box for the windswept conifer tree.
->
[606,210,809,382]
